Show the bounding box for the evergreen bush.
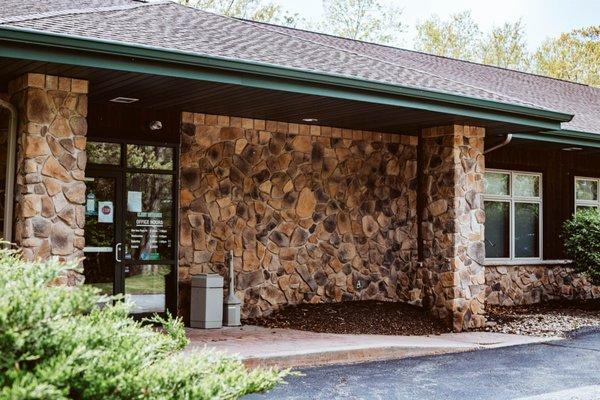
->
[563,209,600,285]
[0,249,287,399]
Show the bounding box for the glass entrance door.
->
[83,171,121,296]
[83,141,178,316]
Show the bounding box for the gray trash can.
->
[190,273,223,329]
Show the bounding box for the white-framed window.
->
[484,169,543,261]
[574,177,600,212]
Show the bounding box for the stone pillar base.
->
[420,125,486,331]
[9,73,88,270]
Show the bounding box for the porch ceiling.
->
[0,57,547,136]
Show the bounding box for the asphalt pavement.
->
[248,328,600,400]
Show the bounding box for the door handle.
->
[115,242,122,262]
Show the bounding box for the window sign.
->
[86,192,96,215]
[97,201,114,223]
[129,212,168,260]
[124,172,173,261]
[127,191,143,212]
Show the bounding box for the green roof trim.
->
[0,25,574,130]
[514,129,600,148]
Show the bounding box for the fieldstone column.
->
[9,73,88,278]
[420,125,486,331]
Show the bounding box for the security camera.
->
[149,120,163,131]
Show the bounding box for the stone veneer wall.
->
[485,264,600,305]
[9,73,88,279]
[420,125,486,331]
[179,112,419,318]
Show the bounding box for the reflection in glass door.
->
[84,140,178,316]
[123,171,174,314]
[83,172,121,296]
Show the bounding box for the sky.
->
[279,0,600,50]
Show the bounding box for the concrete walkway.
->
[185,325,559,368]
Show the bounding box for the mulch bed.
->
[244,300,451,336]
[245,299,600,337]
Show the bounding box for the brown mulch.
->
[244,300,451,336]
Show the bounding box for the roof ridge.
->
[0,0,170,25]
[248,20,595,90]
[166,4,541,108]
[235,18,549,110]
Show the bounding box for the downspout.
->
[0,99,17,243]
[484,133,512,154]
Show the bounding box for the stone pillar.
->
[419,125,486,331]
[9,73,88,276]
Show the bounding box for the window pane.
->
[87,141,121,165]
[515,202,540,258]
[124,173,173,261]
[127,144,173,170]
[125,264,171,314]
[513,174,539,197]
[576,179,598,201]
[576,205,596,213]
[83,176,116,296]
[485,172,509,196]
[484,201,510,258]
[0,108,8,237]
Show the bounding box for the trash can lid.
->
[191,273,224,288]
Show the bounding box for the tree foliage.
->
[534,26,600,86]
[415,12,532,71]
[414,11,481,61]
[0,250,287,399]
[319,0,404,44]
[179,0,286,23]
[481,20,530,71]
[174,2,600,85]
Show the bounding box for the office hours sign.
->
[124,203,173,261]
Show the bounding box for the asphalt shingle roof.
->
[1,0,598,134]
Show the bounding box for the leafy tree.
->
[480,20,531,71]
[178,1,599,86]
[0,249,288,398]
[415,12,532,72]
[179,0,284,23]
[414,11,481,61]
[534,26,600,86]
[319,0,404,44]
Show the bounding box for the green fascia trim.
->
[514,129,600,148]
[0,26,573,129]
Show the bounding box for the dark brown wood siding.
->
[87,102,181,144]
[486,140,600,260]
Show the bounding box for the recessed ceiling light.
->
[562,146,583,151]
[110,97,139,104]
[302,118,318,123]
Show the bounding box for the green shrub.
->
[0,248,287,399]
[563,209,600,285]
